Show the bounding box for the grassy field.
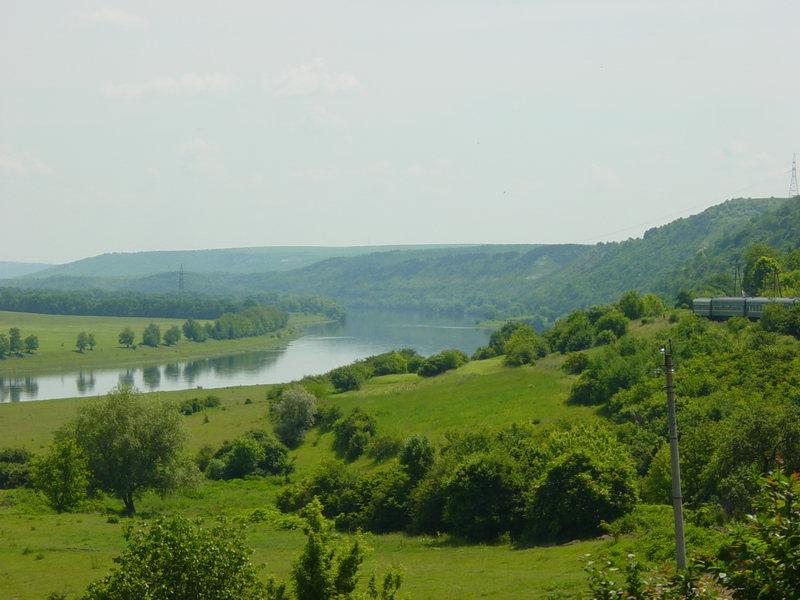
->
[0,355,609,599]
[0,311,328,376]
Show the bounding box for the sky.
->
[1,1,798,264]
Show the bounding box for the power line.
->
[790,154,799,198]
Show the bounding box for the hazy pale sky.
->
[1,1,798,263]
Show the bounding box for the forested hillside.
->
[3,197,794,323]
[0,262,52,279]
[20,245,467,279]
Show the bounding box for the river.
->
[0,310,490,402]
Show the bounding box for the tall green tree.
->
[23,334,38,354]
[118,327,135,348]
[8,327,22,354]
[70,386,192,513]
[163,325,181,346]
[0,333,9,358]
[141,323,161,347]
[84,517,267,600]
[75,331,89,353]
[31,438,88,512]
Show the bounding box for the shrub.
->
[443,452,525,542]
[276,460,358,518]
[367,351,409,376]
[178,395,221,415]
[0,447,32,489]
[141,323,161,347]
[271,386,318,448]
[333,409,378,461]
[595,329,617,345]
[367,435,404,461]
[330,365,365,392]
[163,325,181,346]
[317,404,343,433]
[221,437,265,479]
[31,439,88,512]
[399,435,435,482]
[562,352,590,375]
[83,517,266,600]
[618,290,645,320]
[417,349,468,377]
[358,463,412,533]
[595,310,628,339]
[503,326,548,366]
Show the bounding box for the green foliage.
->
[329,366,365,392]
[209,430,293,479]
[163,325,181,346]
[209,305,288,341]
[443,452,525,541]
[117,327,135,348]
[9,327,22,353]
[141,323,161,347]
[83,516,267,600]
[547,310,595,353]
[366,436,404,461]
[365,351,411,376]
[595,310,629,339]
[178,394,221,415]
[271,386,318,448]
[399,435,435,482]
[182,318,208,342]
[75,331,90,353]
[710,472,800,599]
[31,438,88,512]
[417,349,468,377]
[0,447,32,489]
[618,290,646,320]
[562,352,590,375]
[503,325,548,366]
[333,409,377,461]
[0,333,9,358]
[525,424,638,542]
[70,386,193,513]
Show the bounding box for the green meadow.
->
[0,355,608,599]
[0,311,327,377]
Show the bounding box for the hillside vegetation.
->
[4,197,793,324]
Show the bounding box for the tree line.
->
[0,326,39,359]
[0,287,344,322]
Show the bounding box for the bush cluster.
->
[327,349,422,392]
[0,447,32,489]
[278,423,637,543]
[178,395,221,415]
[204,430,293,480]
[0,326,39,358]
[417,349,468,377]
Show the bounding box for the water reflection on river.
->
[0,310,490,402]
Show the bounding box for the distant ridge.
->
[2,197,794,321]
[0,261,53,279]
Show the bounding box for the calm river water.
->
[0,311,490,402]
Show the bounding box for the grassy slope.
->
[0,312,326,377]
[0,353,607,599]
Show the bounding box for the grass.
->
[0,311,328,376]
[0,350,611,598]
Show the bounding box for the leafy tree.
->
[329,365,364,392]
[674,289,693,309]
[595,310,628,339]
[221,437,265,479]
[8,327,22,354]
[333,409,377,461]
[182,318,208,342]
[0,333,9,358]
[367,351,408,376]
[83,517,267,600]
[618,290,645,320]
[23,334,39,354]
[742,244,781,294]
[75,331,89,353]
[547,310,595,353]
[562,352,590,375]
[0,447,32,489]
[271,386,318,448]
[141,323,161,347]
[503,325,548,366]
[641,293,666,317]
[87,332,96,350]
[118,327,135,348]
[70,386,192,513]
[710,471,800,599]
[399,434,435,482]
[31,438,88,512]
[443,452,525,541]
[417,349,468,377]
[163,325,182,346]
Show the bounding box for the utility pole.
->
[662,340,686,570]
[178,264,185,295]
[790,153,799,198]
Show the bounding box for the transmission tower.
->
[178,264,185,294]
[791,153,799,198]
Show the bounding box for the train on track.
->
[692,296,797,319]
